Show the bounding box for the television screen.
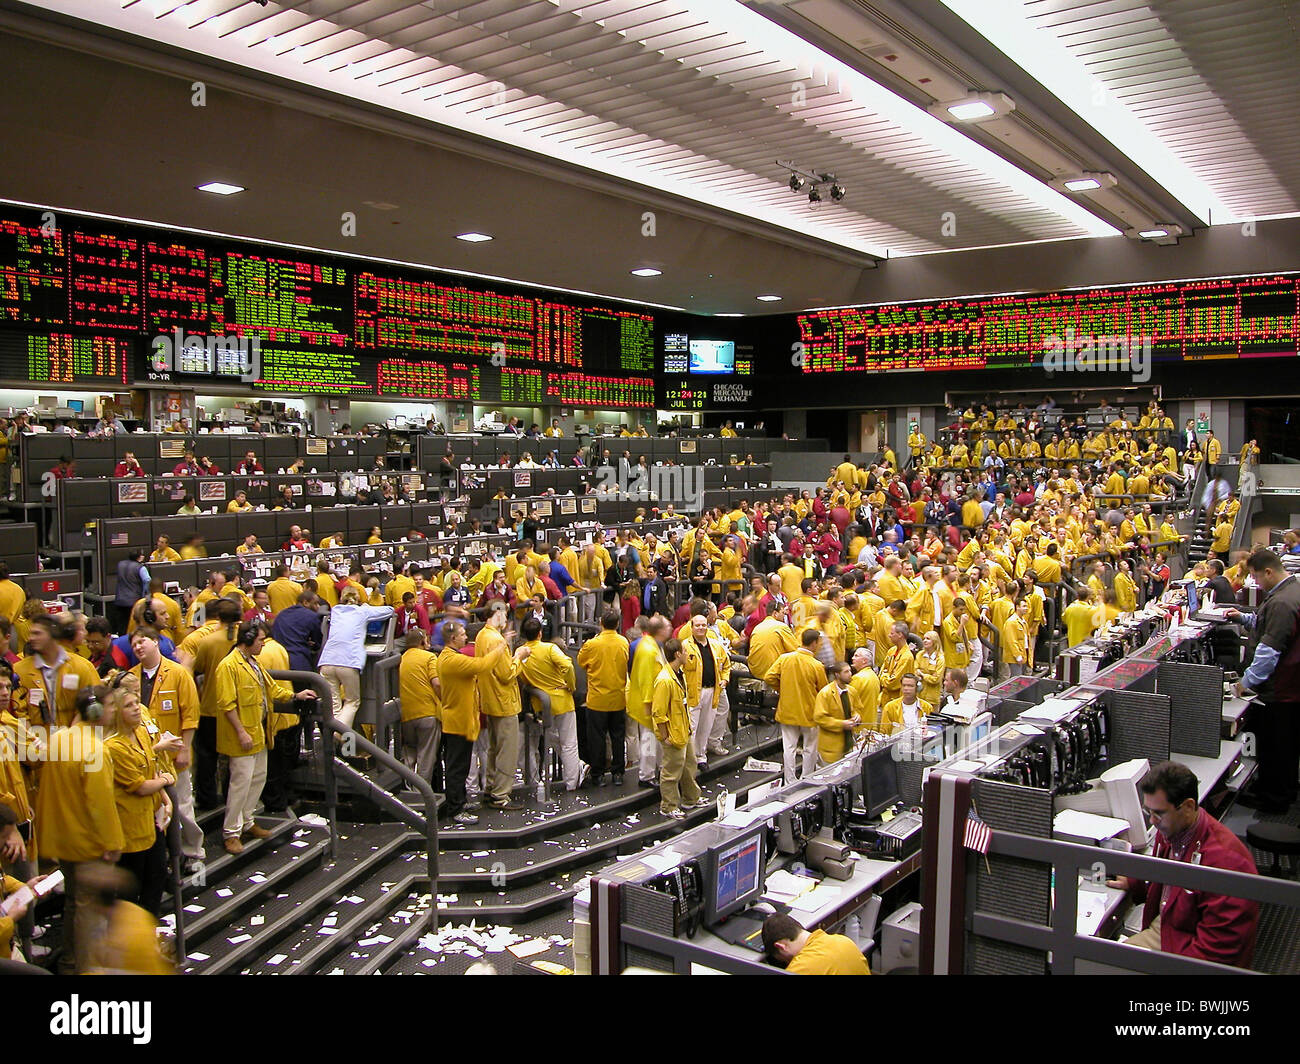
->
[689,339,735,374]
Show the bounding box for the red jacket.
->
[395,603,432,638]
[1129,809,1259,968]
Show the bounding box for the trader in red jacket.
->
[1111,761,1259,968]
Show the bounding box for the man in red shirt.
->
[1111,761,1259,968]
[114,452,144,477]
[233,450,263,475]
[172,450,201,477]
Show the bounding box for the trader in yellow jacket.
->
[849,648,882,733]
[520,616,585,791]
[681,614,731,768]
[877,622,916,702]
[1001,599,1030,679]
[747,601,797,679]
[577,610,630,785]
[35,686,124,975]
[437,622,520,824]
[398,629,442,785]
[651,639,702,818]
[626,617,670,785]
[475,604,525,810]
[211,621,317,854]
[812,663,861,765]
[15,615,101,730]
[129,627,204,866]
[879,674,934,734]
[765,629,829,784]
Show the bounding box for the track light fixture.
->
[777,160,846,206]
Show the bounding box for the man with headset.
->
[210,621,317,855]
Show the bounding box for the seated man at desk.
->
[1109,761,1259,968]
[761,914,870,975]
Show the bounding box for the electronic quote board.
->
[0,204,656,408]
[796,275,1300,375]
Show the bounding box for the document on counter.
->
[787,882,843,915]
[763,869,818,902]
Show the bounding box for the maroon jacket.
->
[395,603,432,638]
[1129,808,1259,968]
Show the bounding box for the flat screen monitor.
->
[67,399,84,413]
[688,339,735,374]
[862,746,902,819]
[1181,578,1199,615]
[706,828,765,924]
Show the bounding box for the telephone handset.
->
[649,860,705,938]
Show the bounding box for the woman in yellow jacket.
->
[915,631,945,706]
[626,626,668,785]
[212,622,316,854]
[104,687,173,915]
[519,617,583,790]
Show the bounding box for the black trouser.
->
[263,723,302,812]
[108,602,133,633]
[194,716,220,808]
[1250,700,1300,806]
[441,734,473,817]
[587,709,627,780]
[118,830,168,916]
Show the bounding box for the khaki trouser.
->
[400,716,441,783]
[1125,914,1163,953]
[59,861,107,976]
[224,750,268,838]
[172,766,205,860]
[485,714,520,802]
[321,664,361,729]
[658,740,701,814]
[780,724,818,785]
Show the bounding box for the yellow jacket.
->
[765,648,825,728]
[258,638,298,740]
[34,722,125,862]
[15,651,101,729]
[105,726,163,854]
[192,629,240,718]
[877,644,915,702]
[575,553,606,591]
[625,637,666,728]
[681,632,731,705]
[0,580,27,622]
[577,630,629,712]
[849,669,882,732]
[521,639,576,716]
[212,649,295,758]
[747,618,796,680]
[0,709,33,827]
[437,644,504,740]
[650,665,691,749]
[399,646,441,723]
[879,697,934,734]
[940,613,975,669]
[1063,600,1101,647]
[475,626,522,718]
[131,657,200,744]
[915,649,945,705]
[812,681,857,764]
[1001,615,1028,665]
[267,577,304,616]
[385,575,416,608]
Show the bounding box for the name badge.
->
[162,699,174,714]
[28,689,43,705]
[62,674,79,690]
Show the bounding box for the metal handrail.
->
[518,679,557,801]
[267,670,340,857]
[162,781,185,963]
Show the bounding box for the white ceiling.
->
[0,0,1296,311]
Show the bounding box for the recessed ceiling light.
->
[196,182,244,196]
[1050,172,1117,195]
[756,294,782,302]
[928,92,1015,124]
[948,100,995,120]
[1139,228,1169,239]
[1064,178,1101,192]
[456,232,493,242]
[630,267,662,277]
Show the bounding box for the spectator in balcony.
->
[196,455,221,476]
[175,495,201,516]
[149,535,179,564]
[227,490,254,514]
[114,452,145,478]
[317,587,393,731]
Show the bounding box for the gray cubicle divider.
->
[0,523,40,574]
[1156,661,1225,758]
[965,776,1053,976]
[1104,690,1173,764]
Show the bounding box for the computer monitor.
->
[67,399,84,413]
[704,826,765,925]
[688,339,735,374]
[1177,577,1198,615]
[862,746,902,819]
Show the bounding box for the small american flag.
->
[964,810,991,854]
